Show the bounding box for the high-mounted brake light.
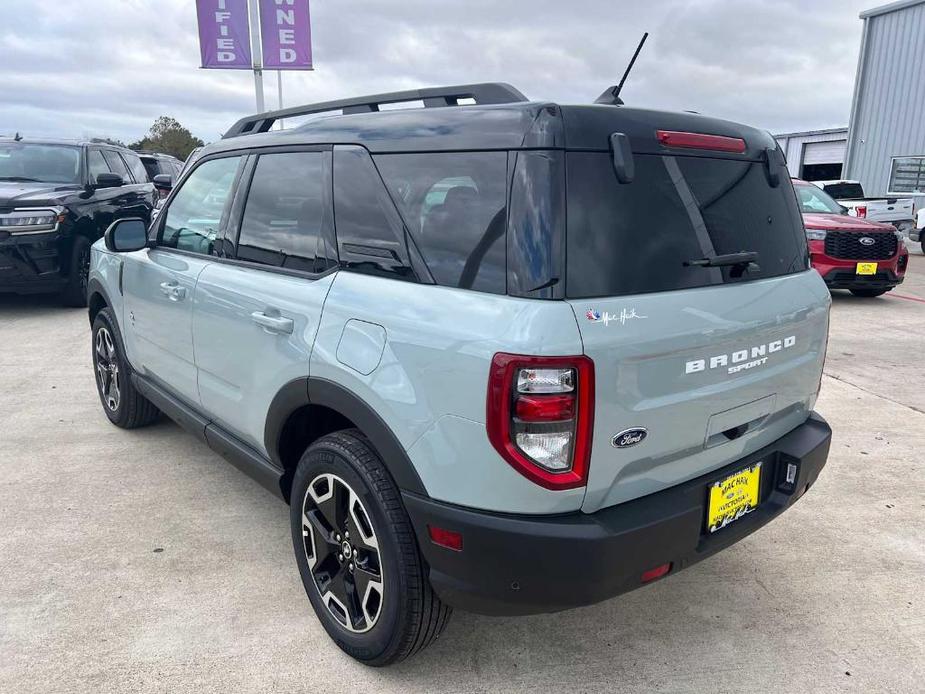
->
[487,353,594,490]
[656,130,747,154]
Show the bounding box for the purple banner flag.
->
[259,0,313,70]
[196,0,252,69]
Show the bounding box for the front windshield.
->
[0,143,81,184]
[794,182,844,214]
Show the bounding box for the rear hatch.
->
[560,114,830,513]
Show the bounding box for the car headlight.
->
[805,229,827,241]
[0,207,65,232]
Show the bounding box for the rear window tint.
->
[566,153,808,299]
[822,183,864,199]
[375,152,507,294]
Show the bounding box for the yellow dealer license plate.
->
[856,262,878,275]
[707,462,762,533]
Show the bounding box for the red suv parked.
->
[793,178,908,297]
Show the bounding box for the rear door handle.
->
[251,310,294,335]
[159,281,187,301]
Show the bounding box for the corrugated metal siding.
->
[846,1,925,193]
[775,130,848,175]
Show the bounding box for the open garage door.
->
[801,139,846,181]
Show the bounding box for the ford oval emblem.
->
[859,236,876,246]
[612,428,648,448]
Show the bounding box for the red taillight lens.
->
[656,130,747,153]
[856,206,867,218]
[514,394,576,422]
[487,353,595,490]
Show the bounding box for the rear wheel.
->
[290,429,451,665]
[61,236,91,307]
[91,308,160,428]
[850,288,888,298]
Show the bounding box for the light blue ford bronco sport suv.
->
[87,83,832,665]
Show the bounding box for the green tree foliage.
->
[130,116,204,160]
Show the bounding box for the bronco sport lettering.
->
[685,336,797,375]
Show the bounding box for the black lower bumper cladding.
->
[823,269,901,291]
[404,413,832,616]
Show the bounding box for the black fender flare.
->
[86,277,113,323]
[264,377,428,496]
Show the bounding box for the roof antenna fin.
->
[595,32,649,106]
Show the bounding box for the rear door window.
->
[566,153,808,299]
[235,151,334,273]
[375,152,507,293]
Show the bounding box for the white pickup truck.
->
[813,180,916,236]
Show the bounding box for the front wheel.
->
[290,430,451,666]
[850,288,888,298]
[91,308,160,428]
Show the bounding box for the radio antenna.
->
[594,32,649,105]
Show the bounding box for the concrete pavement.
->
[1,256,923,693]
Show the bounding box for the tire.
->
[61,235,91,307]
[290,429,451,666]
[91,307,160,429]
[850,288,888,298]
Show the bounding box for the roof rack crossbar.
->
[222,82,528,138]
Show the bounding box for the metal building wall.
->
[775,129,848,175]
[845,0,925,194]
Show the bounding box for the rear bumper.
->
[404,413,832,616]
[0,230,70,294]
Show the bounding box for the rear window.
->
[375,152,507,294]
[822,182,864,199]
[566,153,808,299]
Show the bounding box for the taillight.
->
[487,353,594,490]
[856,206,867,218]
[656,130,746,154]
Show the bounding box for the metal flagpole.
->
[277,70,284,129]
[247,0,265,111]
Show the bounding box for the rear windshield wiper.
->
[685,251,760,278]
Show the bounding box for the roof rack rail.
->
[222,82,528,139]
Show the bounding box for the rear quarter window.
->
[566,152,808,299]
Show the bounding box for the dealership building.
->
[776,0,925,200]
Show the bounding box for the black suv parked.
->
[0,138,155,305]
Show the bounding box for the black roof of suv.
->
[215,82,777,158]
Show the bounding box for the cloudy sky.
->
[0,0,876,145]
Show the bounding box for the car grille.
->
[824,231,897,260]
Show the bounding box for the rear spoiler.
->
[223,82,528,139]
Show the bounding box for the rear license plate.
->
[856,262,878,275]
[707,462,762,533]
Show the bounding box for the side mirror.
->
[152,173,174,192]
[96,172,124,188]
[104,218,148,252]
